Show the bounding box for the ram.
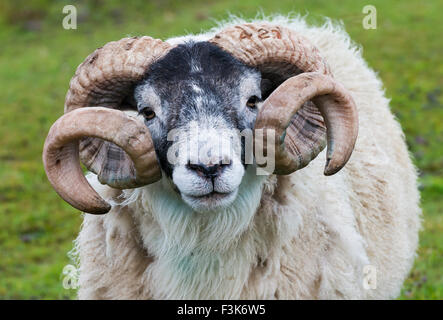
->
[43,16,421,299]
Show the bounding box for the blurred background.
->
[0,0,441,299]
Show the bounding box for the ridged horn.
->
[43,108,161,214]
[254,72,358,175]
[210,23,358,175]
[43,36,171,214]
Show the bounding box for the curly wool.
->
[72,15,421,299]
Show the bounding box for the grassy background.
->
[0,0,441,299]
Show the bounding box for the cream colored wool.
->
[73,15,421,299]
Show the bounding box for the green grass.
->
[0,0,441,299]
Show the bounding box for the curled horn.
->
[254,72,358,175]
[43,108,161,214]
[210,23,358,175]
[43,37,171,214]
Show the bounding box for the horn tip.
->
[81,203,112,215]
[324,158,343,176]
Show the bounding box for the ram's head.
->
[43,23,358,214]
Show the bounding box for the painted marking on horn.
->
[257,28,282,40]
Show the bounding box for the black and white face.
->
[134,41,263,212]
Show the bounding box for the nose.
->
[187,161,231,179]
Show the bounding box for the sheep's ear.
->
[260,74,327,169]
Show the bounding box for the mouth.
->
[181,189,238,212]
[190,191,231,200]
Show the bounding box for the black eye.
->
[246,96,259,109]
[140,108,156,120]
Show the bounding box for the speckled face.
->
[134,41,263,212]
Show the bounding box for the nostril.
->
[188,163,220,177]
[187,160,231,178]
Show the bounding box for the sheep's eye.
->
[246,96,259,109]
[141,108,156,120]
